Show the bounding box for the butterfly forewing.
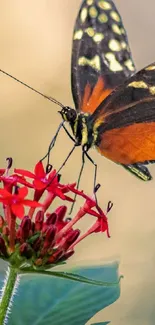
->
[91,63,155,165]
[71,0,136,114]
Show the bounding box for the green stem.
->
[0,266,18,325]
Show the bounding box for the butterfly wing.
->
[71,0,136,114]
[122,163,153,181]
[90,63,155,171]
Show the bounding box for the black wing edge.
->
[122,163,153,181]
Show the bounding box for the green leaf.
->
[0,262,121,325]
[20,268,122,287]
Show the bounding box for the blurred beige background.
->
[0,1,155,324]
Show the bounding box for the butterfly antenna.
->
[0,68,64,108]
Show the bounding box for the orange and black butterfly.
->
[1,0,155,181]
[59,0,155,181]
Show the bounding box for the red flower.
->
[15,161,58,190]
[0,174,33,192]
[0,158,111,269]
[15,161,73,201]
[0,186,42,218]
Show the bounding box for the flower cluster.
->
[0,158,111,270]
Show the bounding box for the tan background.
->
[0,1,155,324]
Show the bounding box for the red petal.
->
[14,169,35,179]
[60,184,73,193]
[64,195,74,202]
[15,176,33,188]
[68,185,96,207]
[0,176,16,187]
[49,169,57,180]
[12,203,24,218]
[60,187,69,194]
[54,188,66,200]
[92,218,108,234]
[67,183,76,189]
[0,188,12,197]
[100,218,108,232]
[18,187,28,198]
[33,179,46,190]
[34,161,45,178]
[0,169,5,176]
[23,199,42,208]
[86,209,100,217]
[67,185,81,195]
[0,198,8,204]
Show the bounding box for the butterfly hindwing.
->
[122,163,152,181]
[91,62,155,166]
[71,0,136,114]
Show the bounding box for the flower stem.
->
[56,207,86,240]
[9,215,16,252]
[0,266,18,325]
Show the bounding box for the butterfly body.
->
[60,107,93,148]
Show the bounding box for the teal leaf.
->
[0,262,121,325]
[20,268,122,287]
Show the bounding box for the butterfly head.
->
[59,106,77,123]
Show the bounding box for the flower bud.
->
[42,223,48,234]
[35,258,43,266]
[35,210,44,231]
[58,229,80,251]
[45,225,56,244]
[46,213,57,225]
[66,229,80,246]
[20,243,33,259]
[21,216,32,240]
[59,250,74,262]
[48,249,63,263]
[0,236,7,256]
[32,237,42,252]
[55,206,67,221]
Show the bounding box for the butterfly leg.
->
[47,143,78,191]
[44,129,77,193]
[69,151,86,214]
[41,122,75,165]
[70,148,99,214]
[41,121,65,162]
[84,150,98,204]
[56,144,77,176]
[62,124,75,142]
[53,124,77,176]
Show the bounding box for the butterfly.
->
[1,0,155,182]
[59,0,155,181]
